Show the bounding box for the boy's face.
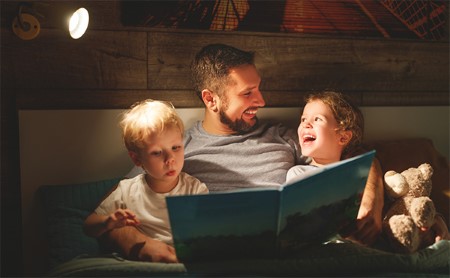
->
[299,99,351,165]
[129,126,184,193]
[216,64,265,134]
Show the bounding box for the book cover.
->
[167,150,376,262]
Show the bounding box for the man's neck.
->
[202,112,236,135]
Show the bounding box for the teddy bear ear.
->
[418,163,433,180]
[384,171,409,198]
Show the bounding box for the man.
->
[103,44,446,263]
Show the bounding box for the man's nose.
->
[253,89,266,107]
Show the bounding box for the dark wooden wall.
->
[2,29,450,108]
[1,1,449,109]
[1,1,448,276]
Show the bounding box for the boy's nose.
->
[165,153,175,165]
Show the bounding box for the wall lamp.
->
[12,2,89,40]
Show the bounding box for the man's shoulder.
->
[258,121,296,137]
[184,121,202,138]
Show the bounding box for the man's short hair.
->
[191,43,255,100]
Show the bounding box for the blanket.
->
[47,240,450,277]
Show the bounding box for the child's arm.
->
[83,209,140,238]
[99,226,178,263]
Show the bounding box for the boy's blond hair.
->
[120,99,184,152]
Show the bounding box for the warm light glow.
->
[69,7,89,39]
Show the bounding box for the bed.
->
[39,138,449,277]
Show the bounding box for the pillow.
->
[39,177,122,270]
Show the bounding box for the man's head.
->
[191,43,255,99]
[191,44,265,134]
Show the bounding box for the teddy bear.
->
[382,163,436,253]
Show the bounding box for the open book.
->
[167,150,376,262]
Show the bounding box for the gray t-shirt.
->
[182,121,305,192]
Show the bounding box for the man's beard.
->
[219,109,258,134]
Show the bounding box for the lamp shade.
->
[69,8,89,39]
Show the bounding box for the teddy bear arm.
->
[409,197,436,228]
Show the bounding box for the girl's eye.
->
[300,117,306,122]
[314,117,322,122]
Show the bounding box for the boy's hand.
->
[106,209,140,230]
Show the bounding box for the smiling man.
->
[183,44,304,192]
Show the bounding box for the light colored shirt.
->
[95,172,208,245]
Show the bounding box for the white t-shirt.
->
[95,172,208,245]
[286,164,321,184]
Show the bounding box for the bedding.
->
[39,177,122,269]
[46,240,450,277]
[38,138,450,276]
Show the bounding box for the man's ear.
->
[202,89,218,112]
[128,151,142,166]
[339,130,353,146]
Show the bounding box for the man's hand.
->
[100,226,178,263]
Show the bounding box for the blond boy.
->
[83,99,208,262]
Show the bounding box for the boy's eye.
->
[172,145,182,151]
[151,151,162,156]
[314,117,322,122]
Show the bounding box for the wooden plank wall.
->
[1,0,449,109]
[2,28,449,108]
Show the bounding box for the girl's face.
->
[129,126,184,193]
[298,99,351,166]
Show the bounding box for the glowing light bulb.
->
[69,8,89,39]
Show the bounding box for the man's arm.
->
[344,158,384,245]
[99,226,178,263]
